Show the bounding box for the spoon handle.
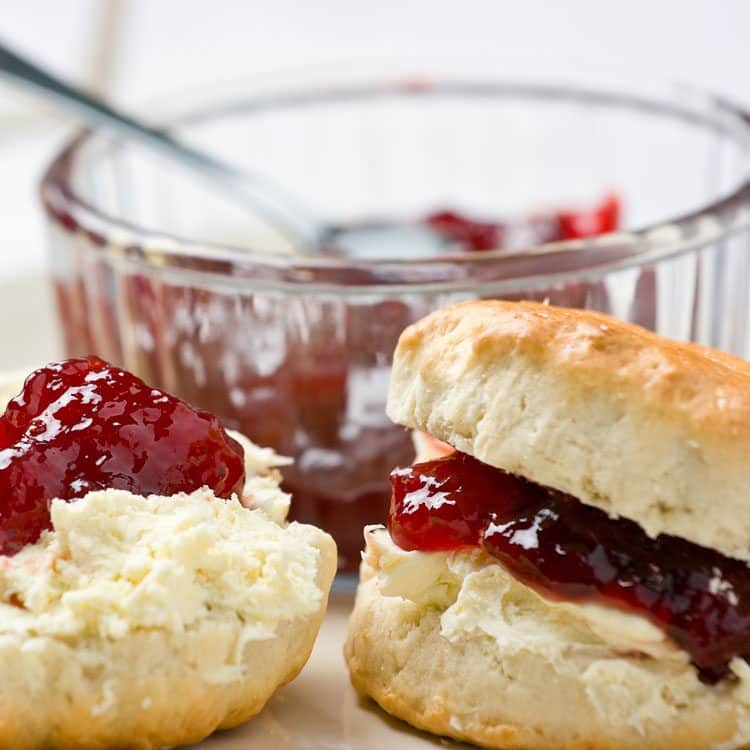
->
[0,42,318,248]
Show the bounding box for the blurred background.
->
[2,0,750,369]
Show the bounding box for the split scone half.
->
[0,375,336,750]
[345,300,750,750]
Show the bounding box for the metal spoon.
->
[0,41,327,252]
[0,42,454,259]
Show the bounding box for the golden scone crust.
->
[387,300,750,559]
[345,559,750,750]
[0,535,336,750]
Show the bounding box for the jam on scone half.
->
[346,301,750,750]
[0,356,246,554]
[0,357,336,750]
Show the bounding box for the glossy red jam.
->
[390,451,750,682]
[556,192,620,240]
[425,193,621,251]
[0,357,245,556]
[425,211,505,251]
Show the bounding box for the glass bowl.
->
[40,73,750,572]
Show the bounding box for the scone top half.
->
[388,299,750,560]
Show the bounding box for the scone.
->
[0,357,336,750]
[345,300,750,750]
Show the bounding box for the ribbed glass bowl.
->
[40,74,750,571]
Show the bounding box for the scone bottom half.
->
[0,357,336,750]
[345,301,750,750]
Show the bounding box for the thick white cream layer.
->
[364,526,685,663]
[0,389,328,645]
[0,489,327,642]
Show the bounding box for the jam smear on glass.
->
[389,450,750,683]
[0,356,245,556]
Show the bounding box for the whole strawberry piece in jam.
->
[0,357,245,556]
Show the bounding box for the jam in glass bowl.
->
[40,73,750,573]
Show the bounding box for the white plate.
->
[194,593,470,749]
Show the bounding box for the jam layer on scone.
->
[0,357,245,555]
[390,450,750,683]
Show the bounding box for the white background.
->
[0,0,748,366]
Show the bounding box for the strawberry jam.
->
[424,193,621,252]
[425,210,504,251]
[0,357,245,556]
[389,451,750,682]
